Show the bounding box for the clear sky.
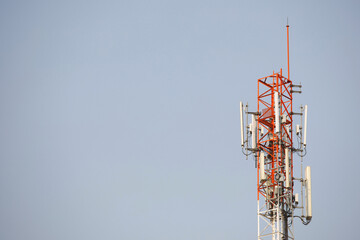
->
[0,0,359,239]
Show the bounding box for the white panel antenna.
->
[259,152,266,181]
[251,114,257,148]
[303,105,308,146]
[275,92,280,133]
[240,102,244,147]
[305,166,312,220]
[295,193,299,205]
[285,125,289,141]
[285,148,290,188]
[296,124,300,135]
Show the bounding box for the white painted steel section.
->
[304,105,308,146]
[240,102,244,147]
[285,148,290,188]
[258,199,289,240]
[305,166,312,220]
[275,92,280,133]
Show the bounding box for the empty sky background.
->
[0,0,359,239]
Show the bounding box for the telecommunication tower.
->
[239,25,312,240]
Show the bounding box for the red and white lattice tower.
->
[239,25,312,240]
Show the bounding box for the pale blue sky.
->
[0,1,359,239]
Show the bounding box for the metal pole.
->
[282,210,288,240]
[258,200,260,240]
[287,24,290,81]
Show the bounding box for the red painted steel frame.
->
[256,69,293,209]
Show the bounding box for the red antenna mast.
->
[287,23,290,81]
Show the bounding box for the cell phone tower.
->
[239,25,312,240]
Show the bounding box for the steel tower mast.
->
[239,25,312,240]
